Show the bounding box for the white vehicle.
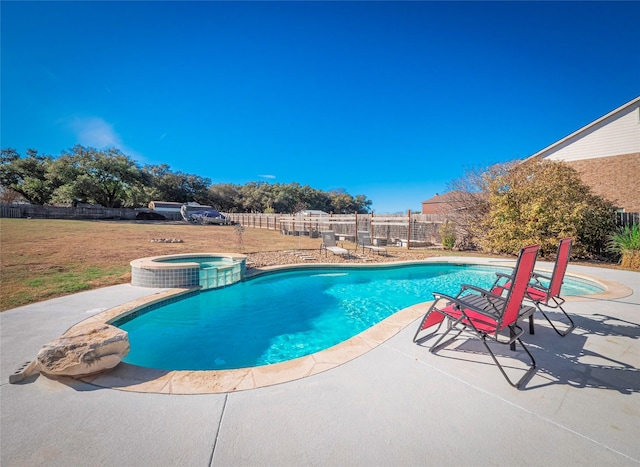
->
[180,205,227,225]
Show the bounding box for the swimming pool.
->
[113,263,604,371]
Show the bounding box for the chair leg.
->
[510,315,535,351]
[529,315,535,335]
[536,299,575,337]
[480,334,537,390]
[429,322,464,353]
[429,325,537,389]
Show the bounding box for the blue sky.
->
[2,1,639,213]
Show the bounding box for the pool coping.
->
[129,252,248,270]
[75,259,633,394]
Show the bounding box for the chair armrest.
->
[531,271,552,281]
[432,291,502,321]
[519,304,537,319]
[458,284,506,301]
[494,271,513,280]
[492,272,514,290]
[530,271,552,288]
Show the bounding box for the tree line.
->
[2,145,625,261]
[0,146,372,214]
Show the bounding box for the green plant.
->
[608,223,640,270]
[440,221,456,250]
[608,223,640,253]
[460,159,616,257]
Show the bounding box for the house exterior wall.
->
[422,202,444,214]
[543,103,640,162]
[421,193,464,214]
[528,98,640,213]
[564,153,640,212]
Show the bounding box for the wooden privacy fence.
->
[223,212,446,248]
[0,203,137,220]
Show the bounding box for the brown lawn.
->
[0,218,325,310]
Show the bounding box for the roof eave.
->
[524,96,640,162]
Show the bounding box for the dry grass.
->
[2,218,459,310]
[1,218,326,310]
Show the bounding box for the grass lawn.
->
[0,218,325,311]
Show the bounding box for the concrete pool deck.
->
[1,258,639,465]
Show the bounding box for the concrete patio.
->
[1,259,639,466]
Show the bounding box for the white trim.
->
[525,96,640,162]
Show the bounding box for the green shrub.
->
[479,160,615,258]
[608,223,640,270]
[440,221,456,250]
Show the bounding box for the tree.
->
[327,189,372,214]
[238,181,272,212]
[0,148,57,205]
[50,146,148,207]
[353,194,373,214]
[208,184,242,212]
[143,164,211,205]
[2,145,375,213]
[445,163,511,250]
[0,186,25,203]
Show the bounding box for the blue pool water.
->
[115,264,603,371]
[157,257,233,268]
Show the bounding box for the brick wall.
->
[565,153,640,212]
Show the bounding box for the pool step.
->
[287,250,317,261]
[352,254,375,262]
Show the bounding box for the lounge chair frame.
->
[413,244,540,389]
[492,238,575,337]
[320,231,349,257]
[356,231,387,255]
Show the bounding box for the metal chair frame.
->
[319,231,349,257]
[356,231,387,255]
[492,238,575,337]
[413,244,540,389]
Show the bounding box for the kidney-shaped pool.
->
[112,263,604,371]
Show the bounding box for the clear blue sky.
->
[2,1,639,213]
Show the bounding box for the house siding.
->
[544,104,640,162]
[565,153,640,212]
[526,97,640,213]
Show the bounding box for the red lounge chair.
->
[413,244,539,389]
[492,238,575,337]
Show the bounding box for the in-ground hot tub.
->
[130,253,247,290]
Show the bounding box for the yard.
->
[0,218,459,311]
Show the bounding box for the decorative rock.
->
[35,322,130,377]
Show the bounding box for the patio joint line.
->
[384,343,640,464]
[209,393,228,467]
